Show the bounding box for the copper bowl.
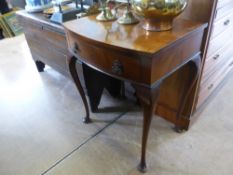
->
[131,0,188,31]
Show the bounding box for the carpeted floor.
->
[0,35,233,175]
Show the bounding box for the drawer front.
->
[22,20,68,54]
[67,32,144,84]
[202,40,233,81]
[207,25,233,57]
[217,0,233,9]
[197,56,233,108]
[215,1,233,21]
[211,11,233,38]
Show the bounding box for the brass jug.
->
[131,0,188,31]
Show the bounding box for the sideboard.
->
[16,11,70,76]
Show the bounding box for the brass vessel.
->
[131,0,188,31]
[117,0,139,25]
[96,0,117,21]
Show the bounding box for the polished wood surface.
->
[16,10,69,76]
[64,15,207,171]
[133,81,162,172]
[68,56,91,123]
[65,16,205,55]
[65,17,206,86]
[180,0,213,22]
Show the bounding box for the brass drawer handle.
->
[224,19,230,26]
[112,60,124,75]
[72,43,80,54]
[213,54,220,60]
[208,84,214,90]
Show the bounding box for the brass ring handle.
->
[111,60,124,75]
[224,19,230,26]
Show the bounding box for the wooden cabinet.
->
[16,11,70,77]
[197,0,233,108]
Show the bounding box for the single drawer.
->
[217,0,233,9]
[215,1,233,21]
[207,25,233,57]
[202,40,233,81]
[67,32,143,84]
[197,56,233,108]
[211,11,233,38]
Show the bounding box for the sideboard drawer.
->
[202,40,233,81]
[198,56,233,108]
[215,1,233,20]
[211,11,233,38]
[207,25,233,56]
[67,34,144,84]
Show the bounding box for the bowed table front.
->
[63,16,207,172]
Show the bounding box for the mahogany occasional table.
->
[63,16,207,172]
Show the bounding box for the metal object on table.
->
[117,0,138,25]
[50,0,85,24]
[76,3,100,18]
[96,0,117,21]
[131,0,188,31]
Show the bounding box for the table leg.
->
[67,56,91,123]
[175,55,201,132]
[133,81,163,173]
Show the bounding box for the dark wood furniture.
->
[64,16,207,172]
[16,10,70,76]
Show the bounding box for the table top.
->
[64,15,207,55]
